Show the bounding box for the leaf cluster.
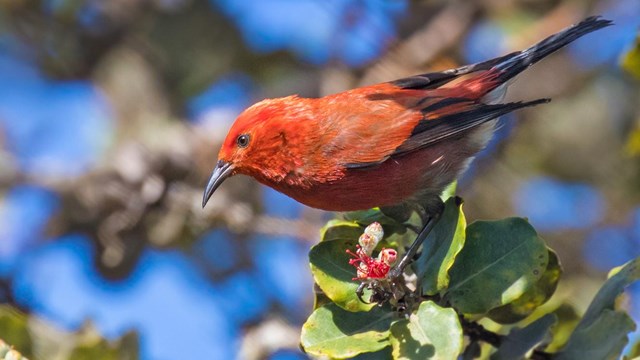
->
[302,197,640,359]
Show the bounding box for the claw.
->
[351,204,445,311]
[356,282,370,303]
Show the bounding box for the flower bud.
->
[358,233,377,256]
[364,222,384,243]
[358,222,383,255]
[378,248,398,267]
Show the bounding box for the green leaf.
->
[440,181,457,202]
[581,257,640,327]
[0,306,32,359]
[351,346,392,360]
[446,218,548,314]
[491,313,557,360]
[546,304,581,353]
[343,208,407,239]
[621,34,640,80]
[320,220,363,242]
[343,208,407,236]
[389,301,463,360]
[553,310,635,360]
[488,249,562,324]
[414,197,466,295]
[554,257,640,359]
[312,283,332,310]
[343,208,399,226]
[301,303,395,358]
[309,238,374,312]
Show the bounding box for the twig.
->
[459,315,503,348]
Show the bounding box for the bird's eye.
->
[236,134,250,148]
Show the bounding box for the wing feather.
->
[392,98,550,157]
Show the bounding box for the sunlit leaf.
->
[301,303,395,358]
[351,346,392,360]
[546,304,581,353]
[312,283,332,310]
[488,249,562,324]
[440,181,457,202]
[554,257,640,359]
[414,197,466,295]
[389,301,463,360]
[445,218,548,314]
[320,220,363,242]
[309,238,374,312]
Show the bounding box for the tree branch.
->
[459,316,503,348]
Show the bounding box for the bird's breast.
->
[264,147,445,211]
[260,129,488,212]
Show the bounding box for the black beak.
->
[202,160,234,208]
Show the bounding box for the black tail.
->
[492,16,612,85]
[390,16,611,92]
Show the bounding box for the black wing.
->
[390,98,549,157]
[344,98,549,170]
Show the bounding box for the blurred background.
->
[0,0,638,359]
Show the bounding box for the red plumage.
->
[203,17,611,213]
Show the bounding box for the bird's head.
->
[201,96,308,208]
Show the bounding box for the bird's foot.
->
[353,213,441,312]
[355,282,370,304]
[355,274,416,315]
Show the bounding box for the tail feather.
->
[492,16,613,85]
[391,16,611,93]
[387,16,611,158]
[391,52,519,90]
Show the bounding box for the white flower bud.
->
[364,222,384,243]
[358,233,377,256]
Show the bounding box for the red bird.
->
[203,17,610,278]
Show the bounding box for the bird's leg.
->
[387,209,443,280]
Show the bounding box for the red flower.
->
[346,246,397,280]
[346,222,397,280]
